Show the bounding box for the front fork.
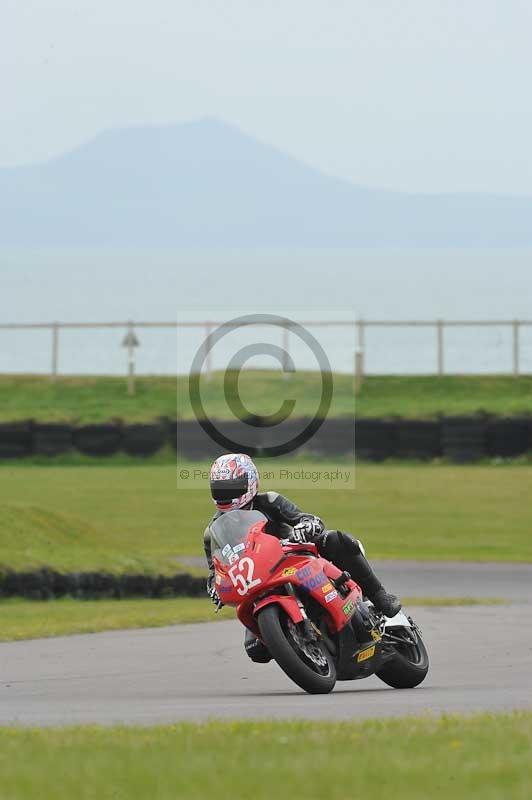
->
[254,585,325,644]
[284,584,322,641]
[253,583,308,628]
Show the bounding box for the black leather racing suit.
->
[204,491,391,663]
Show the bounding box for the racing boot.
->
[317,531,402,617]
[244,630,272,664]
[350,551,402,616]
[369,587,402,617]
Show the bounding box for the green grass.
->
[356,374,532,418]
[0,597,234,641]
[0,714,530,799]
[1,448,178,468]
[0,596,505,642]
[1,462,532,573]
[0,503,141,573]
[1,372,532,421]
[0,374,179,423]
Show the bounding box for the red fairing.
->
[253,594,304,624]
[213,518,364,639]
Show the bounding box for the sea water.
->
[1,247,531,375]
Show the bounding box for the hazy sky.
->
[3,1,531,193]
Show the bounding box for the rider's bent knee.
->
[318,530,363,560]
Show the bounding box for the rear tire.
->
[257,605,336,694]
[377,627,429,689]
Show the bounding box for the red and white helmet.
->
[209,453,259,512]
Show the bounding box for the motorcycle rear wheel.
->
[257,605,337,694]
[376,627,429,689]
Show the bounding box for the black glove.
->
[206,576,223,609]
[291,516,324,543]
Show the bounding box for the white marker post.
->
[122,323,139,396]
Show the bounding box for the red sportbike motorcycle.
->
[211,510,429,694]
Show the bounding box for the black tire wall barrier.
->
[173,419,263,459]
[0,569,206,600]
[486,418,530,458]
[354,419,397,461]
[174,416,531,462]
[0,416,531,461]
[172,420,221,460]
[308,418,356,456]
[0,422,33,458]
[72,424,123,456]
[395,420,442,460]
[33,424,73,456]
[441,417,487,463]
[122,423,166,457]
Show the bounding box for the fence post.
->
[127,321,136,396]
[354,349,364,395]
[437,320,444,376]
[513,320,520,377]
[51,322,59,382]
[357,319,365,353]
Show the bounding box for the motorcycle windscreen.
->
[210,509,267,566]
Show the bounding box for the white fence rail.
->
[1,319,531,380]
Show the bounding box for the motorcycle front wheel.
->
[257,605,337,694]
[376,626,429,689]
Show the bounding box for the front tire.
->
[377,626,429,689]
[257,605,336,694]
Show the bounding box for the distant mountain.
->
[0,117,531,246]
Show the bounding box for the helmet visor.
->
[210,477,249,504]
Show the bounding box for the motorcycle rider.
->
[204,453,401,663]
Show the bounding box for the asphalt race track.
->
[2,563,532,726]
[373,560,532,603]
[180,557,532,604]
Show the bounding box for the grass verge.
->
[1,462,531,572]
[1,372,532,421]
[0,713,530,800]
[0,596,505,642]
[0,598,233,641]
